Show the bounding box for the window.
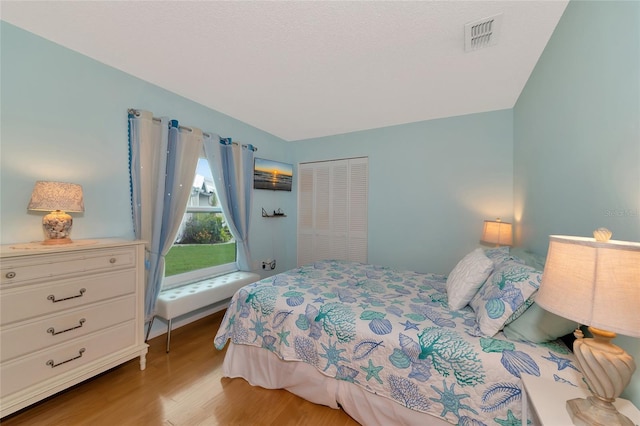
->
[163,158,237,289]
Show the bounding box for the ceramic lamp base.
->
[42,210,74,244]
[568,327,636,426]
[567,396,634,426]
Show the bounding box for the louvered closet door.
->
[297,158,368,266]
[348,158,368,263]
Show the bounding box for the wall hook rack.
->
[262,208,287,218]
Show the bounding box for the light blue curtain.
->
[128,110,203,318]
[204,134,255,271]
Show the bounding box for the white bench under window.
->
[146,271,260,352]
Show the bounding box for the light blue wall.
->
[0,22,297,276]
[291,110,514,275]
[4,1,639,408]
[514,0,640,406]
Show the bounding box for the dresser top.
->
[0,238,144,258]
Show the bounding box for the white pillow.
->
[446,248,494,310]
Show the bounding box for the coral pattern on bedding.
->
[214,260,583,425]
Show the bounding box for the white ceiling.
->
[1,1,568,141]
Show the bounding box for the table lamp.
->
[536,229,640,426]
[27,181,84,245]
[480,218,513,246]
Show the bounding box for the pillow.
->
[469,261,541,337]
[503,302,579,343]
[483,246,524,266]
[509,247,546,271]
[446,248,494,310]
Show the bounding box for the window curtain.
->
[128,110,203,318]
[203,134,255,271]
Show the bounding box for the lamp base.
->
[568,327,637,426]
[42,237,73,245]
[567,396,634,426]
[42,210,74,244]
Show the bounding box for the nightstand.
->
[521,376,640,426]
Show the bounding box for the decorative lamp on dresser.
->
[0,239,148,418]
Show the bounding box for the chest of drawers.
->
[0,239,148,418]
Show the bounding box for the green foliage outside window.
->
[179,213,231,244]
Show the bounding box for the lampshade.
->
[480,219,513,246]
[27,181,84,213]
[537,234,640,426]
[536,235,640,338]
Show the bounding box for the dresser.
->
[0,239,148,418]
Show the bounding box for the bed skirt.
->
[223,342,452,426]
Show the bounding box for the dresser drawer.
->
[0,321,136,398]
[1,246,136,287]
[1,296,136,362]
[0,269,136,325]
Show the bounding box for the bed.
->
[214,248,584,425]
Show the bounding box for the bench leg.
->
[166,318,172,353]
[145,315,155,343]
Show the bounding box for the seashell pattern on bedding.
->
[214,260,584,425]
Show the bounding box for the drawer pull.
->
[46,348,86,368]
[47,288,86,303]
[109,257,117,264]
[47,318,86,336]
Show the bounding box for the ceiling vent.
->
[465,14,502,52]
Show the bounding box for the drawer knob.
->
[109,257,117,264]
[5,271,16,279]
[47,288,86,303]
[46,348,86,368]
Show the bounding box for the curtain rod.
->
[128,108,257,151]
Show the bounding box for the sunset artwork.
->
[253,158,293,191]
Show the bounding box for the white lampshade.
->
[480,219,513,246]
[536,235,640,338]
[27,181,84,213]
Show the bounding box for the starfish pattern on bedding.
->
[542,352,579,371]
[319,339,348,372]
[361,359,384,384]
[448,309,467,320]
[400,320,420,331]
[277,330,290,346]
[429,380,477,418]
[215,260,582,426]
[249,317,270,342]
[494,409,522,426]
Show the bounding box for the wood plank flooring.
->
[1,311,360,426]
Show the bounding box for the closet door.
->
[297,158,368,266]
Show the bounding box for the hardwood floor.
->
[1,311,360,425]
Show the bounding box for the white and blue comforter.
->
[214,260,583,425]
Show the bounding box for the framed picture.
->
[253,158,293,191]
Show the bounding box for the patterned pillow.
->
[469,261,541,337]
[446,248,494,310]
[483,246,524,266]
